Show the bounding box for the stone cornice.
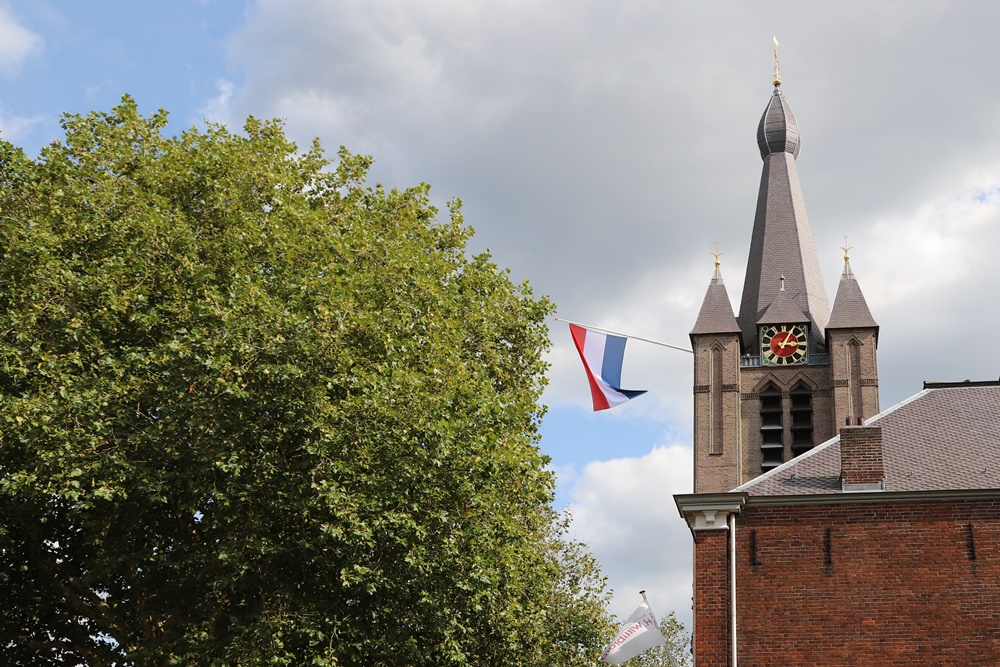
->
[744,488,1000,507]
[674,493,748,532]
[674,489,1000,532]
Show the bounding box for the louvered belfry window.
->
[790,383,814,456]
[759,385,783,472]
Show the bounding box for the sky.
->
[4,0,1000,632]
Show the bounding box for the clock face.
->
[761,324,808,365]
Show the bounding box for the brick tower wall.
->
[737,363,834,487]
[692,333,743,494]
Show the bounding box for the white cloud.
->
[201,79,236,125]
[0,106,42,142]
[866,171,1000,309]
[208,1,1000,633]
[566,444,694,627]
[0,6,41,76]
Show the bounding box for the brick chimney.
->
[840,421,884,492]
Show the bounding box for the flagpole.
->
[554,317,693,354]
[639,591,679,667]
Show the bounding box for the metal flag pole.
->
[640,591,679,667]
[554,317,693,354]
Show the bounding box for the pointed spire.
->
[840,237,854,277]
[758,275,809,325]
[829,248,878,330]
[738,82,830,352]
[711,241,724,283]
[691,251,741,336]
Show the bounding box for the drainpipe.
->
[730,511,737,667]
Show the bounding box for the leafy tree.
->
[0,98,613,665]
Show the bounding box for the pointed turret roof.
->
[737,85,830,352]
[757,276,810,325]
[828,258,878,330]
[691,267,741,337]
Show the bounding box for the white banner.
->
[598,599,667,665]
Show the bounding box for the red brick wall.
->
[840,426,883,485]
[727,499,1000,666]
[693,529,730,667]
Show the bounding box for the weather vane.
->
[840,236,852,262]
[711,241,724,280]
[773,36,781,87]
[840,236,853,276]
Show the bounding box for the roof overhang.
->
[674,492,748,533]
[743,487,1000,508]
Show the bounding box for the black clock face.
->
[761,324,808,365]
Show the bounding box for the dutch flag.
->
[569,323,647,411]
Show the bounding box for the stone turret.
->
[828,253,880,428]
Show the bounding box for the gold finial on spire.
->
[773,36,781,87]
[840,236,854,277]
[840,236,852,262]
[711,241,724,281]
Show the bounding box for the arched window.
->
[848,340,863,422]
[710,347,724,455]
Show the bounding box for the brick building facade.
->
[677,383,1000,666]
[677,75,1000,666]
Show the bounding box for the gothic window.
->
[710,347,724,455]
[848,340,863,421]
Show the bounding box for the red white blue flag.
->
[569,323,647,411]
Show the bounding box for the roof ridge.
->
[734,389,932,492]
[733,430,839,491]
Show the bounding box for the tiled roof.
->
[737,383,1000,496]
[757,87,800,158]
[690,278,741,336]
[827,263,878,330]
[756,282,809,325]
[737,88,830,353]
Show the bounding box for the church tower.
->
[691,70,880,494]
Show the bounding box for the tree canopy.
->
[0,97,613,665]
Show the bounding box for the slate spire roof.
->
[737,86,831,352]
[690,266,741,336]
[757,86,800,159]
[828,257,878,330]
[757,275,809,325]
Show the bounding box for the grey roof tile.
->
[691,278,741,335]
[756,282,809,325]
[827,263,878,329]
[757,87,800,159]
[737,384,1000,496]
